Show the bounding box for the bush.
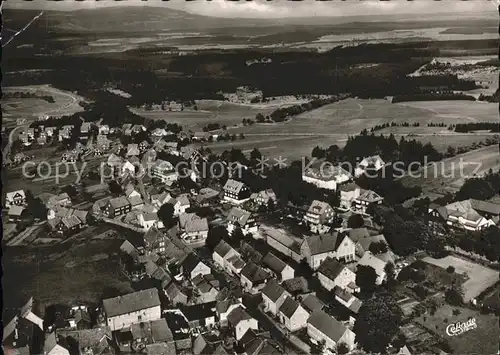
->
[446,266,455,274]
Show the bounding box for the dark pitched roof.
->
[181,253,205,275]
[240,242,263,263]
[213,240,233,258]
[144,227,164,244]
[317,258,346,281]
[240,262,270,284]
[130,319,173,343]
[262,252,288,274]
[347,228,370,242]
[307,310,348,343]
[181,302,217,322]
[103,289,160,317]
[261,279,287,302]
[282,277,309,294]
[303,233,339,255]
[227,306,253,327]
[301,294,324,313]
[278,297,300,319]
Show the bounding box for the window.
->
[138,315,142,322]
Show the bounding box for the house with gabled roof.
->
[301,232,356,270]
[353,189,384,214]
[143,227,168,255]
[300,294,325,314]
[357,251,388,285]
[6,190,27,208]
[303,200,335,234]
[180,253,211,280]
[262,253,294,281]
[173,194,190,216]
[306,310,355,351]
[261,279,290,316]
[429,199,499,231]
[216,287,243,326]
[178,213,209,246]
[278,297,309,332]
[227,254,246,276]
[165,283,189,306]
[106,196,131,218]
[282,277,309,296]
[126,144,140,157]
[223,179,250,204]
[102,288,161,331]
[333,286,362,314]
[56,327,112,355]
[227,207,258,236]
[192,274,220,304]
[151,159,178,183]
[354,155,385,178]
[317,257,357,292]
[227,306,258,341]
[212,240,241,274]
[240,262,271,292]
[250,189,277,206]
[261,224,302,262]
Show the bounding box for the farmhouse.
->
[307,310,355,351]
[429,199,499,231]
[262,252,295,281]
[103,288,161,331]
[261,279,291,316]
[261,225,302,262]
[317,258,357,292]
[223,179,251,204]
[250,189,277,206]
[278,297,309,332]
[227,207,258,236]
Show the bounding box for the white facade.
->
[318,267,356,291]
[235,318,258,341]
[262,292,290,316]
[302,175,337,191]
[279,304,309,332]
[189,262,211,280]
[307,322,355,351]
[335,235,356,262]
[106,305,161,331]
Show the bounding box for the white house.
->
[43,332,70,355]
[227,207,258,236]
[278,297,310,332]
[180,253,211,280]
[178,213,209,245]
[102,288,161,331]
[352,190,383,214]
[213,240,241,274]
[357,251,388,285]
[173,195,191,217]
[223,179,251,204]
[354,155,385,178]
[317,258,357,292]
[151,159,178,183]
[307,310,355,351]
[5,190,27,208]
[303,200,335,234]
[227,306,258,341]
[261,279,291,316]
[339,183,362,211]
[302,164,352,191]
[300,233,356,270]
[262,252,295,281]
[137,212,163,231]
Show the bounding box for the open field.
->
[399,145,500,196]
[2,85,86,128]
[130,99,308,131]
[423,255,499,302]
[3,228,132,321]
[397,101,498,122]
[197,98,497,160]
[416,305,499,354]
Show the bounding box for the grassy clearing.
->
[416,305,499,354]
[423,255,499,302]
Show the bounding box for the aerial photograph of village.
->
[1,1,499,355]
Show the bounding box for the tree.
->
[347,213,364,228]
[446,266,455,274]
[158,203,175,229]
[108,180,123,196]
[356,265,378,292]
[445,286,464,306]
[255,113,265,123]
[336,342,349,355]
[353,292,404,353]
[25,190,47,221]
[384,262,396,286]
[206,225,229,251]
[250,148,262,162]
[239,133,245,140]
[369,241,388,254]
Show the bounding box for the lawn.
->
[416,304,499,354]
[423,255,499,302]
[399,145,500,196]
[3,236,133,320]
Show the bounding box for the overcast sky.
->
[4,0,497,18]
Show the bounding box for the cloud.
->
[5,0,496,18]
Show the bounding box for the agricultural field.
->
[199,98,498,160]
[416,305,499,355]
[2,85,86,128]
[399,145,500,196]
[423,255,499,302]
